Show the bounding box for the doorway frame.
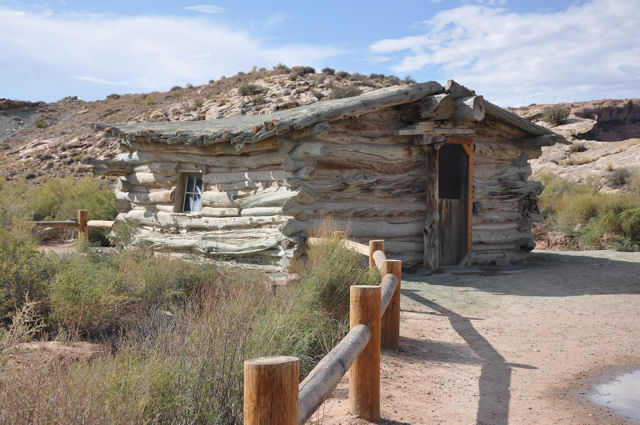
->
[423,137,474,270]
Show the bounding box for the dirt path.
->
[317,250,640,425]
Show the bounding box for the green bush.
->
[538,172,640,250]
[327,85,362,100]
[238,84,265,96]
[0,221,55,321]
[30,176,117,244]
[542,104,570,126]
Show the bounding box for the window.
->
[438,143,468,200]
[182,174,203,212]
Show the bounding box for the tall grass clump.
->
[537,171,640,250]
[0,220,55,321]
[0,219,377,424]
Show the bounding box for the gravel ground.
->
[317,250,640,425]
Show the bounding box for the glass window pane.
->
[195,177,203,194]
[183,193,192,212]
[186,175,195,193]
[192,193,201,212]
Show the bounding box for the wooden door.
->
[423,138,473,270]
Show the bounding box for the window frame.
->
[174,172,203,213]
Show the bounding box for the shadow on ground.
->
[401,289,536,425]
[404,251,640,297]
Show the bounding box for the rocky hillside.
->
[2,65,638,188]
[0,66,411,183]
[509,99,640,189]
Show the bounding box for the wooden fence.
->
[244,239,402,425]
[30,209,115,238]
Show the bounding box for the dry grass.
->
[0,218,377,424]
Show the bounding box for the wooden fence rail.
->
[244,238,402,425]
[30,209,115,238]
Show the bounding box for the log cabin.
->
[94,80,565,272]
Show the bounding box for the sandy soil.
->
[316,250,640,425]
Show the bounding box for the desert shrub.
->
[327,85,362,100]
[30,176,117,244]
[170,85,182,91]
[0,297,44,352]
[569,142,588,153]
[404,76,417,84]
[272,63,290,73]
[542,104,570,126]
[387,76,401,85]
[106,93,120,100]
[321,67,335,75]
[538,172,640,250]
[193,98,204,109]
[252,94,266,104]
[238,83,265,96]
[143,95,154,105]
[607,167,632,187]
[0,178,32,229]
[336,71,350,78]
[48,254,124,338]
[290,66,315,78]
[0,221,55,321]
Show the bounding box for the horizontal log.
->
[292,201,426,219]
[133,228,283,255]
[127,172,176,187]
[298,324,371,425]
[282,218,423,238]
[131,162,178,176]
[30,220,76,229]
[315,157,424,175]
[323,142,423,162]
[87,220,114,228]
[421,93,455,120]
[445,80,475,99]
[453,96,485,122]
[122,210,287,231]
[373,250,386,271]
[483,100,550,137]
[380,274,398,316]
[200,207,240,217]
[289,141,327,160]
[90,160,131,176]
[115,189,174,204]
[113,150,285,170]
[203,170,286,185]
[240,207,283,216]
[202,187,298,208]
[397,121,475,136]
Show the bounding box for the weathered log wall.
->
[471,136,543,265]
[285,109,428,269]
[112,141,298,271]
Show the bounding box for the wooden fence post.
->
[244,356,299,425]
[349,285,381,421]
[381,260,402,350]
[77,209,88,239]
[368,240,384,269]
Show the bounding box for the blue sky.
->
[1,0,639,106]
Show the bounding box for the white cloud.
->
[0,7,342,101]
[185,5,224,14]
[369,0,640,105]
[74,75,124,85]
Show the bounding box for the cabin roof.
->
[95,80,562,149]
